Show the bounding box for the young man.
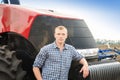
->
[33,26,89,80]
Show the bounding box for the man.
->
[33,26,89,80]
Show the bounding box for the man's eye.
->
[62,33,65,35]
[57,33,60,35]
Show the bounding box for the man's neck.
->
[55,41,64,51]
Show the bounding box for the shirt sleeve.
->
[71,47,84,61]
[33,47,47,68]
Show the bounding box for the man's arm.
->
[33,67,42,80]
[79,58,89,78]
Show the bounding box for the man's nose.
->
[60,34,64,37]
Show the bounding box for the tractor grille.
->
[89,62,120,80]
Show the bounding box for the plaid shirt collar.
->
[52,41,68,50]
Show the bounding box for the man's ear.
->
[66,34,68,38]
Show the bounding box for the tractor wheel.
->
[0,45,26,80]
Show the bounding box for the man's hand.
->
[80,65,89,78]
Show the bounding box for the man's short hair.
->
[55,26,68,33]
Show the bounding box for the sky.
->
[15,0,120,40]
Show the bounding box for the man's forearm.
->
[33,67,42,80]
[79,58,88,66]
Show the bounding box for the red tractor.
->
[0,4,120,80]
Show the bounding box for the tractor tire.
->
[0,45,26,80]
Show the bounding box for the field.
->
[97,44,120,62]
[97,44,120,49]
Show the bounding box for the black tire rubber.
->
[0,45,26,80]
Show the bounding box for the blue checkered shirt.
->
[33,42,83,80]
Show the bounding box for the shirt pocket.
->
[48,52,61,63]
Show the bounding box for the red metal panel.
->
[0,4,39,39]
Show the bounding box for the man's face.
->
[54,29,68,44]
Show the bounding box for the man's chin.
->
[58,41,64,44]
